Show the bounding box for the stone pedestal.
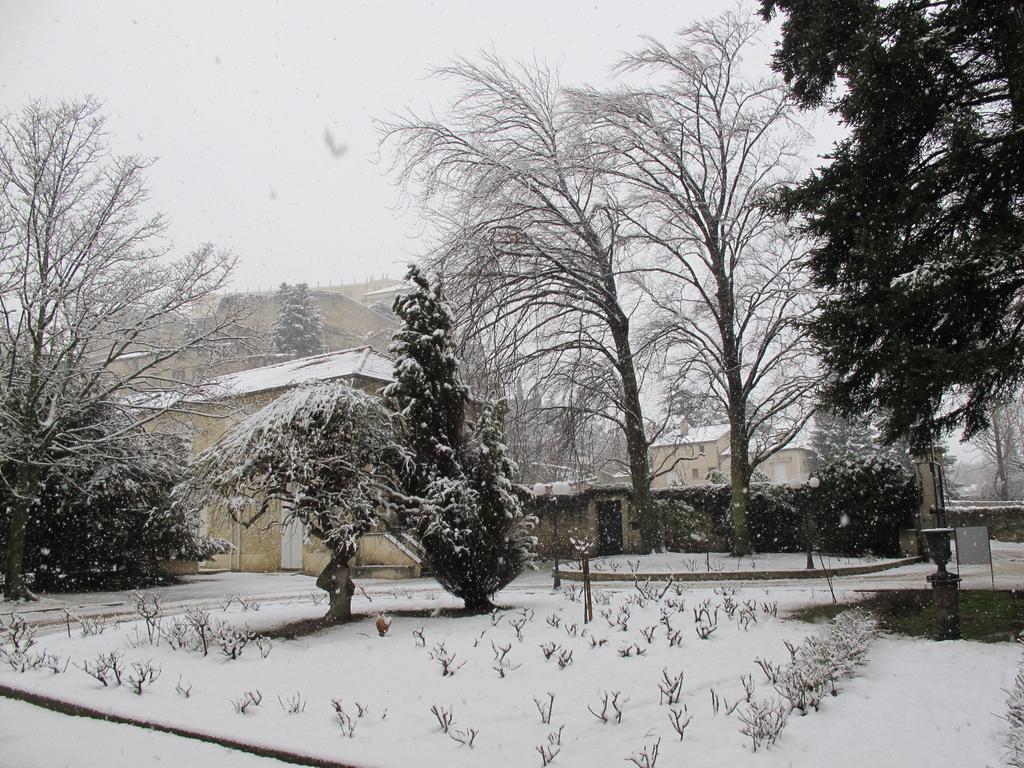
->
[922,527,960,640]
[928,571,962,640]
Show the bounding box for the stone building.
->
[649,423,815,488]
[155,346,425,579]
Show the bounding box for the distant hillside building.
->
[650,423,814,488]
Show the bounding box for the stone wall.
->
[948,504,1024,542]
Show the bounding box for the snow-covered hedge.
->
[0,407,220,592]
[811,456,917,557]
[533,456,916,557]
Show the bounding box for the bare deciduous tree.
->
[973,394,1024,500]
[0,98,240,599]
[572,10,817,553]
[380,54,663,548]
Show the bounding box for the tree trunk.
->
[607,307,657,552]
[3,466,38,601]
[462,592,496,613]
[729,434,753,556]
[316,554,356,623]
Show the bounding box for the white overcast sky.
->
[0,0,844,292]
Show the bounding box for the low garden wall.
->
[948,504,1024,542]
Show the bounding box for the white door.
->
[281,518,304,570]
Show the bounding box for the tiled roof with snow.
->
[195,346,394,401]
[651,423,731,449]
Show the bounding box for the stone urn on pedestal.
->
[922,528,961,640]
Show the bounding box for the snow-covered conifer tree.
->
[810,409,878,465]
[383,266,466,495]
[419,400,536,610]
[178,382,409,621]
[271,282,326,358]
[385,266,534,611]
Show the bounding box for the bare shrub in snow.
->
[176,677,193,698]
[617,643,646,658]
[412,627,426,647]
[557,649,574,669]
[160,617,192,650]
[658,668,684,705]
[253,634,273,659]
[129,592,162,643]
[0,613,36,670]
[536,726,564,766]
[332,699,357,736]
[541,643,560,665]
[278,691,307,714]
[510,615,528,641]
[231,690,262,714]
[668,705,693,740]
[431,703,455,733]
[755,657,782,685]
[588,635,608,649]
[737,697,788,751]
[429,641,464,677]
[76,651,124,687]
[78,616,107,638]
[448,726,478,748]
[492,641,520,677]
[626,737,661,768]
[184,608,212,656]
[126,660,161,695]
[1003,642,1024,767]
[533,692,555,724]
[212,622,253,660]
[588,690,627,724]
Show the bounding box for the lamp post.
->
[533,481,572,590]
[789,475,820,569]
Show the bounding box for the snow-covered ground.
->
[0,695,294,768]
[0,578,1017,768]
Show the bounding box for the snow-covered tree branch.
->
[0,98,242,599]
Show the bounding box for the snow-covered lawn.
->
[0,695,294,768]
[0,582,1015,767]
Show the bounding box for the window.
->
[692,468,699,480]
[699,444,706,455]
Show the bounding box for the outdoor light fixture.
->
[534,481,572,589]
[789,475,820,569]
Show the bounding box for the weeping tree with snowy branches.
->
[177,381,410,622]
[384,266,535,611]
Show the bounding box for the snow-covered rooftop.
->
[193,346,394,402]
[651,422,731,448]
[363,285,409,297]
